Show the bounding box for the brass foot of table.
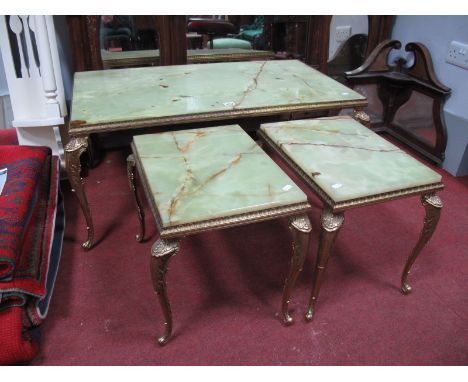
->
[65,137,94,250]
[305,209,344,322]
[282,214,312,325]
[305,307,315,321]
[401,283,412,295]
[401,193,442,295]
[353,109,371,128]
[127,154,146,242]
[150,238,180,346]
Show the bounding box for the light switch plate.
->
[446,41,468,70]
[335,26,352,43]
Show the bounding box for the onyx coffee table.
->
[66,59,367,249]
[259,116,444,321]
[127,125,312,345]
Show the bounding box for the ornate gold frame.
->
[70,99,368,136]
[188,51,276,64]
[102,56,159,69]
[102,50,276,69]
[131,142,311,239]
[258,130,444,211]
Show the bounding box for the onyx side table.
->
[128,124,312,345]
[259,116,444,321]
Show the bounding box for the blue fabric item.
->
[37,190,64,318]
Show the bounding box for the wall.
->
[0,52,8,96]
[0,52,13,128]
[328,15,368,60]
[390,15,468,176]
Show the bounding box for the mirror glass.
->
[100,16,160,69]
[393,91,437,148]
[184,16,275,63]
[327,16,369,83]
[99,16,314,69]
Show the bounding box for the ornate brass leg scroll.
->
[401,194,443,295]
[305,209,344,322]
[126,155,145,242]
[282,214,312,325]
[353,109,371,128]
[65,137,94,250]
[150,238,180,346]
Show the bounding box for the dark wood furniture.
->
[304,16,394,74]
[67,16,394,73]
[187,18,236,49]
[157,16,187,65]
[263,16,310,59]
[345,39,451,164]
[67,15,103,71]
[327,33,368,84]
[303,16,333,73]
[133,16,159,50]
[67,15,188,70]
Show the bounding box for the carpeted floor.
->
[31,137,468,366]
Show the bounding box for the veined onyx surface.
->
[133,125,307,227]
[261,117,442,202]
[71,60,365,127]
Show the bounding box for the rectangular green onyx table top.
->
[260,117,442,204]
[101,48,276,67]
[70,60,366,134]
[133,125,308,229]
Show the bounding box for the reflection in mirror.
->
[100,16,278,69]
[100,16,161,69]
[327,16,368,83]
[393,91,437,148]
[185,16,275,63]
[262,16,310,59]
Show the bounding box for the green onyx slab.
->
[133,125,307,227]
[71,60,365,127]
[260,117,442,202]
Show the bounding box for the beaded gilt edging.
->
[131,143,311,238]
[70,99,368,136]
[258,130,444,212]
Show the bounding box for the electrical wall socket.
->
[446,41,468,70]
[335,25,352,43]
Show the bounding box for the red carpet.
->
[32,141,468,365]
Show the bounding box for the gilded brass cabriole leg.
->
[65,137,94,250]
[282,214,312,326]
[353,109,371,128]
[401,194,443,295]
[305,209,344,322]
[150,238,180,346]
[126,154,145,242]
